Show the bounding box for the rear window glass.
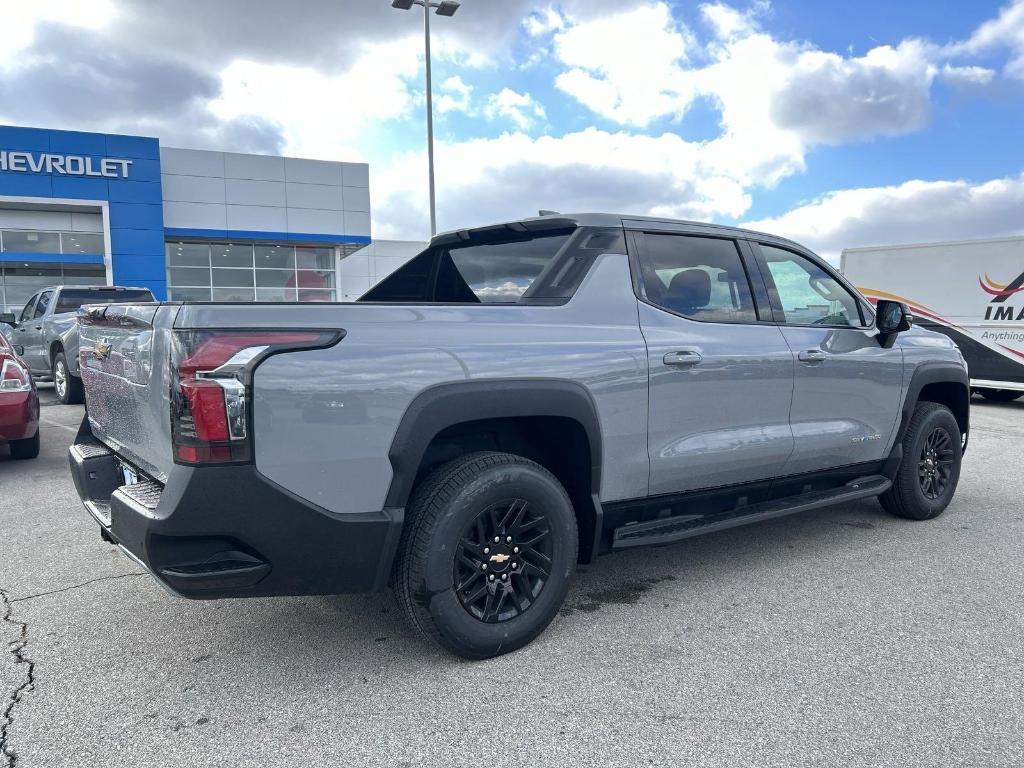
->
[56,289,155,314]
[360,227,625,304]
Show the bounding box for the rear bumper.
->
[67,418,403,599]
[0,390,39,442]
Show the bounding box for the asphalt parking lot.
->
[2,390,1023,767]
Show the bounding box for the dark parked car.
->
[0,330,40,459]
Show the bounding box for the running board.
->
[612,475,891,550]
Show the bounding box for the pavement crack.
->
[1,586,35,768]
[12,573,145,604]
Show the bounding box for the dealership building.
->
[0,124,424,314]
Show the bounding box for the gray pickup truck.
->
[68,214,969,659]
[2,285,154,404]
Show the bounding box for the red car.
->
[0,330,40,459]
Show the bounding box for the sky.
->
[2,0,1023,260]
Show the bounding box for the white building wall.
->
[339,239,427,300]
[159,147,371,240]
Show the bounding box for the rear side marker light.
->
[170,331,340,465]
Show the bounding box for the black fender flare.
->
[384,379,605,562]
[886,362,971,475]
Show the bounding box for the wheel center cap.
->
[487,547,513,573]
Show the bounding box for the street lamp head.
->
[435,1,460,16]
[391,0,414,9]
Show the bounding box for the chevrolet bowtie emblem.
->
[489,553,510,564]
[94,341,112,360]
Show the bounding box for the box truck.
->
[842,236,1024,400]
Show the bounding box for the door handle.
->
[798,349,828,363]
[663,350,703,367]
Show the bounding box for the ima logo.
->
[980,271,1024,321]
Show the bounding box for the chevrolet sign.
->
[0,151,132,179]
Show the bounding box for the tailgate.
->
[78,303,178,482]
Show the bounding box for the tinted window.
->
[638,234,756,323]
[55,289,155,314]
[362,230,581,304]
[19,296,37,323]
[33,290,53,318]
[760,245,862,327]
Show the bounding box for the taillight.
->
[0,357,32,392]
[169,331,339,465]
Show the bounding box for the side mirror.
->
[12,344,25,356]
[0,313,15,325]
[875,299,912,348]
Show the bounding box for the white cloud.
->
[742,173,1024,262]
[524,7,565,37]
[437,75,473,115]
[1,0,117,66]
[484,89,546,130]
[940,63,997,87]
[554,3,696,126]
[951,0,1024,79]
[210,38,421,160]
[372,127,753,239]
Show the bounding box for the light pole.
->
[391,0,460,237]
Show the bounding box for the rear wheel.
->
[977,388,1022,403]
[394,451,578,660]
[9,429,40,460]
[53,352,84,405]
[880,402,962,520]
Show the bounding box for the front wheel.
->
[977,388,1022,403]
[880,402,962,520]
[53,351,84,405]
[393,452,578,660]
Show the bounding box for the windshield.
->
[56,289,155,314]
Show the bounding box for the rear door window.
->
[636,234,757,323]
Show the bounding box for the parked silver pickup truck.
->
[3,285,153,404]
[68,214,970,659]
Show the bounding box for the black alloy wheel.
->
[880,401,962,521]
[454,498,553,623]
[394,451,578,659]
[918,427,955,500]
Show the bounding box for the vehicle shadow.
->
[214,497,895,665]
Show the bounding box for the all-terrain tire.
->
[879,402,962,520]
[393,451,578,660]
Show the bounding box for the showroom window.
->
[0,263,106,314]
[166,241,337,302]
[0,229,105,256]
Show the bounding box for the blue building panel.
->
[107,180,162,204]
[51,175,110,200]
[46,129,108,156]
[0,126,50,152]
[0,172,53,197]
[104,133,160,160]
[109,227,166,256]
[108,202,165,231]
